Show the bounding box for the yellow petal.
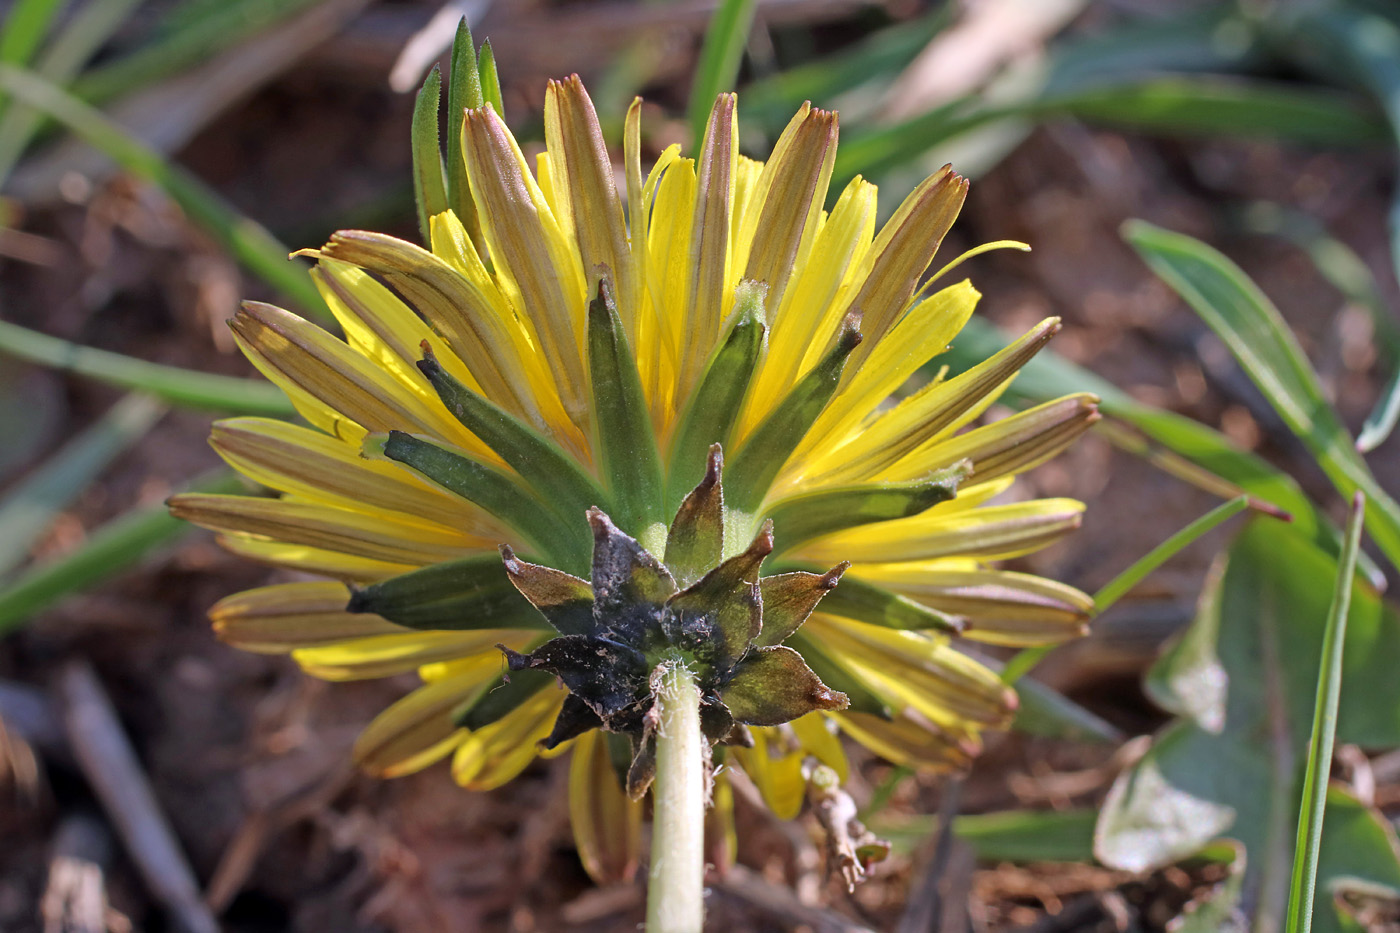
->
[735,104,837,315]
[451,684,565,790]
[642,155,696,429]
[806,614,1015,730]
[354,664,500,778]
[794,497,1086,564]
[840,167,967,367]
[876,393,1101,485]
[790,712,848,783]
[462,104,590,428]
[738,176,877,440]
[170,493,489,566]
[734,726,806,820]
[210,417,505,536]
[677,93,738,398]
[544,75,635,317]
[706,772,738,874]
[833,711,977,771]
[215,535,419,582]
[230,301,473,448]
[781,280,980,487]
[850,562,1093,647]
[209,581,403,653]
[797,318,1062,485]
[293,630,532,681]
[569,730,643,883]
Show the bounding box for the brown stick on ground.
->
[57,661,219,933]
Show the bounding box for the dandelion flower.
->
[172,71,1096,883]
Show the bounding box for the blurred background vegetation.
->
[2,0,1400,930]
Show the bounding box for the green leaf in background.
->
[0,393,165,577]
[871,807,1098,863]
[686,0,756,146]
[0,0,64,69]
[0,63,328,318]
[1095,519,1400,933]
[1288,495,1366,933]
[0,471,245,636]
[0,320,296,417]
[1172,844,1248,933]
[1234,201,1400,454]
[0,0,145,185]
[1124,220,1400,573]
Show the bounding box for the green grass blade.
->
[0,319,295,416]
[1124,220,1400,572]
[1094,495,1251,613]
[0,0,64,67]
[834,77,1385,186]
[0,393,165,577]
[0,63,328,317]
[70,0,324,107]
[1286,493,1366,933]
[0,0,144,184]
[0,471,244,636]
[411,64,449,244]
[686,0,756,146]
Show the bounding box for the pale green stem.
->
[646,660,705,933]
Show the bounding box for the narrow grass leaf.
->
[70,0,325,107]
[0,0,64,68]
[0,471,244,636]
[0,319,295,415]
[1286,494,1366,933]
[686,0,756,147]
[0,393,165,577]
[1125,220,1400,571]
[411,65,449,244]
[0,63,328,317]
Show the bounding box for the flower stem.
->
[646,660,705,933]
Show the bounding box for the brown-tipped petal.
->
[353,670,494,778]
[170,493,485,567]
[679,93,738,396]
[500,544,597,636]
[316,231,547,429]
[808,317,1062,484]
[833,710,978,771]
[587,507,677,611]
[756,563,848,647]
[880,393,1101,486]
[720,645,848,727]
[569,730,643,883]
[739,106,838,314]
[664,444,725,588]
[625,730,656,800]
[841,168,967,366]
[544,75,635,315]
[705,775,738,876]
[461,104,590,426]
[209,581,404,653]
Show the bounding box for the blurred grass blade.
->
[1124,220,1400,571]
[1094,495,1251,613]
[738,8,949,125]
[1235,202,1400,453]
[1286,493,1366,933]
[70,0,324,107]
[0,0,64,68]
[686,0,756,146]
[0,471,244,636]
[0,320,295,416]
[0,63,328,317]
[0,393,165,577]
[835,77,1385,187]
[0,0,147,185]
[410,64,448,244]
[1360,368,1400,453]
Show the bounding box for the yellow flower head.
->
[172,70,1096,883]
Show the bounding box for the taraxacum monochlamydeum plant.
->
[171,31,1096,892]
